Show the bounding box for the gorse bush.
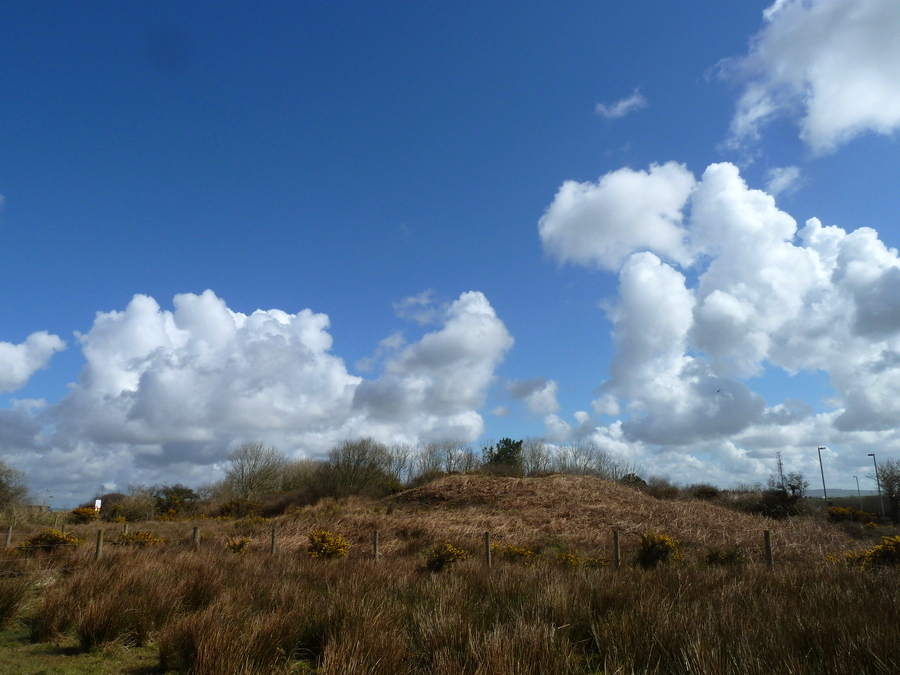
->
[307,530,350,559]
[635,531,682,569]
[67,506,99,524]
[827,506,876,523]
[859,535,900,568]
[425,542,469,571]
[117,531,165,546]
[493,543,535,565]
[227,537,250,554]
[554,550,583,568]
[18,528,83,554]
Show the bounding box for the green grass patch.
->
[0,628,164,674]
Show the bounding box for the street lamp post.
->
[868,453,885,517]
[853,475,863,511]
[817,447,828,504]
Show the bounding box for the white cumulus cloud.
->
[0,331,66,393]
[538,162,696,271]
[26,289,512,499]
[541,159,900,468]
[726,0,900,153]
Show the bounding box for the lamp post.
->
[868,453,885,517]
[853,475,863,511]
[817,447,828,504]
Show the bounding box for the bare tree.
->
[225,442,286,499]
[414,442,444,477]
[554,442,627,480]
[520,437,553,476]
[873,458,900,521]
[384,443,415,485]
[320,438,393,498]
[281,458,324,492]
[0,460,28,512]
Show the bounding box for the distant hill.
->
[806,488,878,498]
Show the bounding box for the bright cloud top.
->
[0,332,65,393]
[727,0,900,152]
[541,160,900,464]
[538,162,696,272]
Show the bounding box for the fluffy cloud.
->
[0,331,66,393]
[6,289,511,500]
[541,159,900,473]
[726,0,900,152]
[353,291,513,439]
[595,89,647,119]
[538,162,696,271]
[507,378,560,415]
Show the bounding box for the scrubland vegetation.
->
[2,441,900,673]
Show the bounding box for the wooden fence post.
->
[373,530,379,560]
[613,530,621,570]
[95,529,104,561]
[484,531,492,568]
[122,522,129,535]
[5,525,12,549]
[764,530,774,568]
[270,526,277,554]
[192,526,200,550]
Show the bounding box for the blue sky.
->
[2,0,900,505]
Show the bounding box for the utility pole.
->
[776,452,786,492]
[853,475,863,511]
[817,447,828,504]
[868,453,885,517]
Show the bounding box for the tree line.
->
[3,440,900,522]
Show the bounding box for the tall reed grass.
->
[18,544,900,674]
[6,475,900,673]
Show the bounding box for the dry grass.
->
[18,547,900,674]
[273,474,852,564]
[3,474,899,673]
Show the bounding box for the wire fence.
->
[1,522,779,571]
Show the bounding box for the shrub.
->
[307,530,350,559]
[18,528,83,554]
[117,531,165,546]
[493,543,535,565]
[619,473,647,488]
[554,550,583,568]
[645,476,680,500]
[828,506,876,523]
[860,535,900,568]
[227,537,250,554]
[705,546,747,567]
[217,498,261,519]
[635,532,682,569]
[67,506,99,524]
[425,542,469,571]
[692,484,719,500]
